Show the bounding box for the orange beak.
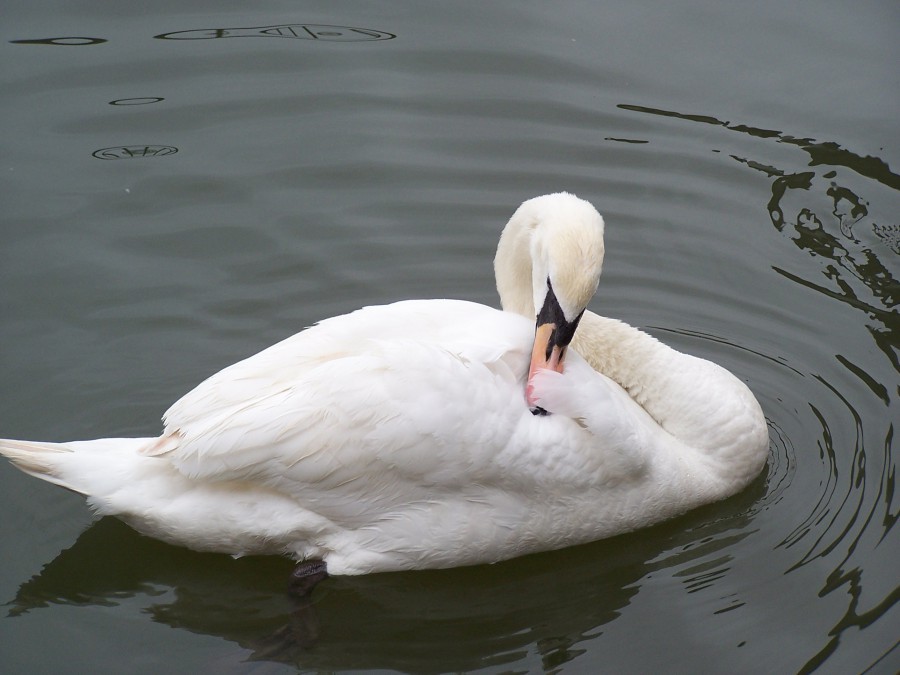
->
[525,322,567,412]
[526,278,585,415]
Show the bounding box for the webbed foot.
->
[289,559,328,598]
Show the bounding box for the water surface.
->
[1,1,897,673]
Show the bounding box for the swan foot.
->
[288,559,328,597]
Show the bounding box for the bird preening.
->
[0,193,768,593]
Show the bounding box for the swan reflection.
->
[9,481,763,671]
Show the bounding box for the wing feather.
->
[142,300,534,521]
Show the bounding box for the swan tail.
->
[0,439,79,490]
[0,437,155,495]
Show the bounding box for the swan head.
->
[493,193,605,411]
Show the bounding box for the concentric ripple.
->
[1,4,897,673]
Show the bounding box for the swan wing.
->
[143,301,533,516]
[530,357,652,476]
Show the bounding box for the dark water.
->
[1,1,897,673]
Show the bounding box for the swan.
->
[0,193,768,586]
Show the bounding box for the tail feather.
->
[0,437,156,496]
[0,439,79,491]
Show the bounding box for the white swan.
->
[0,193,768,580]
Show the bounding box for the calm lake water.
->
[1,1,897,673]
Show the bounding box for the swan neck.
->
[571,312,660,400]
[493,212,536,319]
[572,311,768,492]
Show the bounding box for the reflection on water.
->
[9,37,107,46]
[4,94,897,669]
[2,5,897,670]
[8,476,766,671]
[621,103,898,368]
[645,104,893,672]
[9,25,396,47]
[618,104,899,674]
[11,24,396,165]
[92,145,178,160]
[108,98,164,106]
[619,104,900,191]
[154,25,396,42]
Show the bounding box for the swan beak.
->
[526,279,584,414]
[526,322,566,412]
